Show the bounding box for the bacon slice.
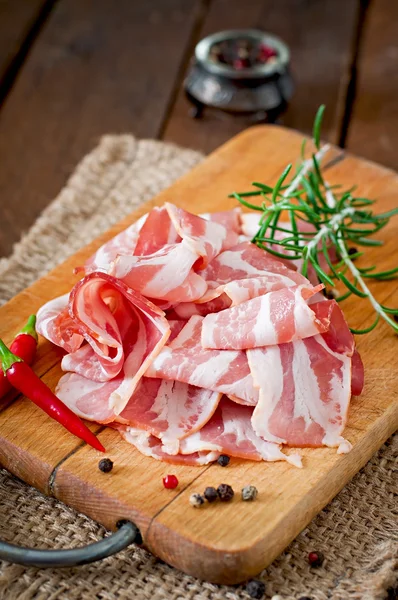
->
[197,241,307,305]
[113,425,220,465]
[54,273,170,423]
[133,206,181,256]
[111,241,208,303]
[36,293,83,353]
[117,377,221,454]
[146,315,259,405]
[201,284,327,350]
[109,204,234,302]
[351,348,364,396]
[165,203,232,269]
[248,302,354,452]
[83,213,148,273]
[200,208,241,250]
[167,294,232,320]
[178,397,302,467]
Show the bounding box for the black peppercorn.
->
[217,483,234,502]
[245,579,266,599]
[204,486,218,503]
[323,288,336,300]
[98,458,113,473]
[298,597,313,600]
[217,454,230,467]
[308,550,324,567]
[348,246,358,257]
[393,314,398,324]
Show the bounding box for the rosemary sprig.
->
[230,105,398,334]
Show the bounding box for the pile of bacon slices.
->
[36,203,364,468]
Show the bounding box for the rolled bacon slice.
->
[36,292,83,354]
[201,284,326,350]
[248,301,355,452]
[113,425,220,466]
[178,396,302,467]
[117,377,221,455]
[146,315,259,405]
[54,274,170,423]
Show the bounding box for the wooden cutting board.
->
[0,126,397,585]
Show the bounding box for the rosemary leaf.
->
[313,104,325,149]
[350,314,380,335]
[338,273,368,298]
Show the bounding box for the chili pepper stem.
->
[19,315,38,342]
[0,339,23,373]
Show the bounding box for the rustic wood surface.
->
[0,0,397,257]
[163,0,359,152]
[0,126,397,584]
[346,0,398,170]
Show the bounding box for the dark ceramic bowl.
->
[184,29,293,120]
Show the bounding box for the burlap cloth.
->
[0,135,396,600]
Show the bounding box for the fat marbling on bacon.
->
[35,202,363,465]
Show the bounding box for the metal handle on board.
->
[0,520,141,568]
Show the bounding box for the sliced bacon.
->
[165,203,232,269]
[36,293,83,353]
[240,212,261,238]
[201,284,327,350]
[179,397,302,467]
[248,337,352,452]
[133,206,181,256]
[54,273,170,423]
[109,204,235,302]
[112,242,207,303]
[351,348,364,396]
[83,213,148,273]
[248,301,355,452]
[117,377,221,454]
[200,208,241,250]
[167,294,232,320]
[196,241,307,306]
[146,315,259,405]
[113,425,220,465]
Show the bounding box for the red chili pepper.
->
[0,338,105,453]
[0,315,38,399]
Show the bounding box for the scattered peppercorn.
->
[298,596,313,600]
[163,474,178,489]
[348,246,358,258]
[246,579,266,599]
[393,314,398,323]
[217,454,230,467]
[98,458,113,473]
[308,551,324,567]
[217,483,234,502]
[323,288,336,300]
[204,486,218,503]
[241,485,258,501]
[189,493,205,508]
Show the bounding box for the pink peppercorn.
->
[163,474,178,489]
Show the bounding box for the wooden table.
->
[0,0,397,258]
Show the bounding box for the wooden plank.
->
[346,0,398,169]
[0,0,45,81]
[163,0,358,153]
[0,0,201,257]
[0,125,396,584]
